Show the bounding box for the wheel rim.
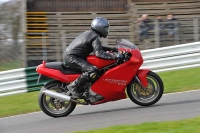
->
[42,85,72,115]
[130,75,160,103]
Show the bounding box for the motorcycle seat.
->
[45,62,81,74]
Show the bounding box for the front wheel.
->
[127,71,164,106]
[38,81,76,117]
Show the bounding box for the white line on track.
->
[163,89,200,95]
[1,89,200,119]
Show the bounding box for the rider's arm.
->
[102,46,111,51]
[92,37,116,60]
[102,46,118,52]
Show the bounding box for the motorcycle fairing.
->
[91,50,143,104]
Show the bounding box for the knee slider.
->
[85,66,99,83]
[89,71,99,83]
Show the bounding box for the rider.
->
[63,17,122,98]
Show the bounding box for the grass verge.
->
[0,91,40,117]
[159,67,200,93]
[72,117,200,133]
[0,67,200,118]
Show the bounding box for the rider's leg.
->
[67,68,99,98]
[67,72,88,98]
[64,55,99,98]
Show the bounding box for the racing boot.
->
[67,73,88,99]
[67,81,82,99]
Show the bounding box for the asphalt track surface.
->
[1,90,200,133]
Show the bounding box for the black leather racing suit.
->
[63,29,116,91]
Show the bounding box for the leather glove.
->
[114,53,124,61]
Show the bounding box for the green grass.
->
[159,67,200,93]
[0,67,200,118]
[0,61,22,71]
[72,117,200,133]
[0,91,40,117]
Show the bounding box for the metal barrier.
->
[141,41,200,72]
[0,41,200,97]
[0,67,49,96]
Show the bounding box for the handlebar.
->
[115,51,131,65]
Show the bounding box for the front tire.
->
[127,71,164,106]
[38,81,76,117]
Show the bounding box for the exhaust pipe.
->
[43,89,71,102]
[42,89,88,105]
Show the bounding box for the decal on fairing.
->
[104,79,128,86]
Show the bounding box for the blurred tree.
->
[0,0,22,60]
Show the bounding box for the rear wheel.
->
[127,71,164,106]
[38,81,76,117]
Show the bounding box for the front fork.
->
[135,69,150,88]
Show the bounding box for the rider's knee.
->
[89,71,99,83]
[84,66,99,83]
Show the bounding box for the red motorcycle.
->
[36,39,164,118]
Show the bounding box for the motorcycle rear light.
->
[42,60,46,67]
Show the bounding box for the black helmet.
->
[91,17,110,38]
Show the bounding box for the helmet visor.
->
[105,26,110,34]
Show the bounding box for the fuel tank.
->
[87,55,116,68]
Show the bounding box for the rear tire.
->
[127,71,164,106]
[38,81,76,117]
